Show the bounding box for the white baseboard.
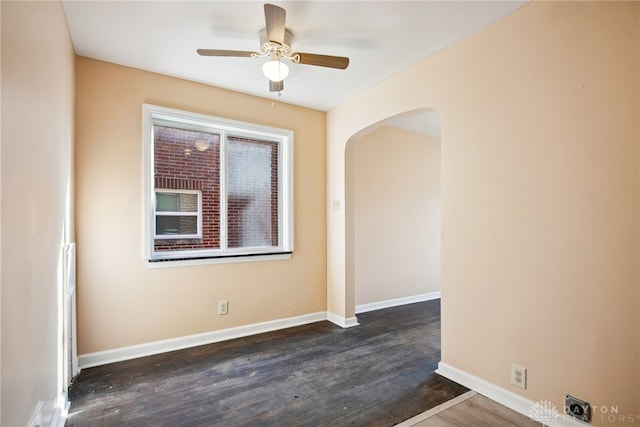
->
[356,291,441,314]
[326,312,360,328]
[436,362,585,427]
[27,401,43,427]
[79,311,327,369]
[51,395,70,427]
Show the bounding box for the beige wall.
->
[328,1,639,423]
[75,58,327,354]
[347,126,441,306]
[1,1,75,425]
[4,1,639,424]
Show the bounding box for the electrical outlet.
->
[218,300,228,315]
[511,364,526,389]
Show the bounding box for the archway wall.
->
[347,126,441,308]
[328,1,639,419]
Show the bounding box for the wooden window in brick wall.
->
[143,104,293,264]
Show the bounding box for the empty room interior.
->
[2,1,640,426]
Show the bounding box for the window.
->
[154,189,202,239]
[143,104,293,263]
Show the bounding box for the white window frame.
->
[142,103,294,265]
[154,189,202,239]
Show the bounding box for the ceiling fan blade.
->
[197,49,255,57]
[269,80,284,92]
[294,52,350,70]
[264,3,286,45]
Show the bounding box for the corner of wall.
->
[637,1,640,414]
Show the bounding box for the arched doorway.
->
[345,109,442,318]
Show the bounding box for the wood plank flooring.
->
[66,300,469,426]
[400,392,543,427]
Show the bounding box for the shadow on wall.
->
[345,109,442,314]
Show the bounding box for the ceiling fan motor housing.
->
[259,28,293,56]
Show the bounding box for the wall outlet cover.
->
[510,364,526,389]
[218,300,228,315]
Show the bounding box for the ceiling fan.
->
[197,3,350,94]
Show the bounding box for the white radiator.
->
[64,243,79,378]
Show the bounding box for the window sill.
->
[146,252,292,268]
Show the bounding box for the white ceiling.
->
[62,1,526,113]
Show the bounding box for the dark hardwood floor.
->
[66,300,468,426]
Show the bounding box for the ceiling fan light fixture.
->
[262,59,289,82]
[197,4,350,94]
[194,139,210,151]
